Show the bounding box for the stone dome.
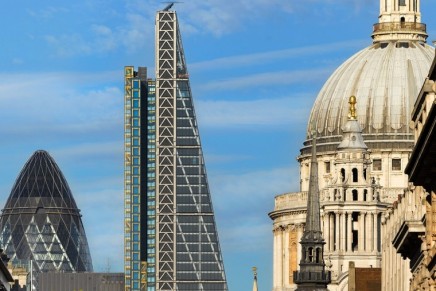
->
[301,41,434,156]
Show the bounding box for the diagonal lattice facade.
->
[124,8,227,291]
[0,150,93,290]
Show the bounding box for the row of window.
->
[323,158,402,173]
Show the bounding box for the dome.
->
[301,41,434,156]
[0,150,93,287]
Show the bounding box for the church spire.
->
[293,134,331,290]
[372,0,427,43]
[252,267,258,291]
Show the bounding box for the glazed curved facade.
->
[0,150,93,276]
[302,41,434,155]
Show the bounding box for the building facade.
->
[124,7,227,291]
[382,55,436,291]
[270,0,435,290]
[405,55,436,290]
[0,150,93,291]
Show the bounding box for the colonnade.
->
[272,224,303,289]
[322,211,379,253]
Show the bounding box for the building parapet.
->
[274,192,308,211]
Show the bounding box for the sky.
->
[0,0,435,290]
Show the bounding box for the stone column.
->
[297,225,303,266]
[335,211,340,251]
[329,212,334,252]
[273,228,280,287]
[369,212,374,252]
[277,227,283,286]
[365,212,370,251]
[323,212,329,251]
[347,212,353,252]
[284,226,289,286]
[358,212,364,252]
[373,212,378,252]
[341,212,346,251]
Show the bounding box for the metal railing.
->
[373,22,426,33]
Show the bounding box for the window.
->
[399,0,406,6]
[373,159,382,171]
[352,168,358,182]
[316,248,321,263]
[352,189,358,201]
[392,159,401,171]
[341,168,346,182]
[308,247,314,262]
[325,161,331,174]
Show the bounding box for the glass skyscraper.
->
[124,7,227,291]
[0,150,93,290]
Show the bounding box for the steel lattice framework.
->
[156,10,177,291]
[124,8,227,291]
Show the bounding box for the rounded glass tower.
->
[0,150,93,288]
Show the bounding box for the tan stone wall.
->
[289,229,298,284]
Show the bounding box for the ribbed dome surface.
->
[4,150,78,210]
[302,41,434,155]
[0,150,93,288]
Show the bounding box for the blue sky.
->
[0,1,435,290]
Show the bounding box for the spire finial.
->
[252,267,258,291]
[348,95,357,120]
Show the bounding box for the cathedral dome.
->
[301,41,434,155]
[300,0,435,156]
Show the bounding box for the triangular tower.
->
[124,6,227,291]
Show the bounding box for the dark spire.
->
[294,134,331,290]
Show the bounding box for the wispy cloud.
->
[41,13,151,57]
[52,142,122,161]
[190,39,367,72]
[37,0,372,57]
[177,0,319,36]
[0,71,122,139]
[27,6,69,19]
[196,68,333,92]
[210,166,300,253]
[196,96,312,128]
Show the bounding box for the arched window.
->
[353,189,358,201]
[341,168,345,183]
[352,168,358,182]
[308,247,314,262]
[316,248,321,263]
